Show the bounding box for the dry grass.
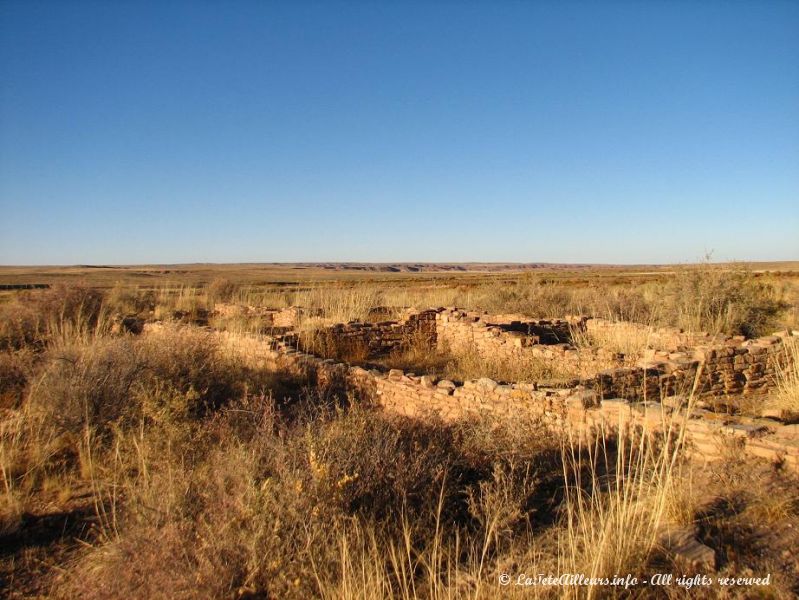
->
[559,419,692,599]
[1,279,798,598]
[765,337,799,419]
[664,262,788,338]
[3,312,705,598]
[571,321,653,363]
[380,329,453,375]
[442,345,582,383]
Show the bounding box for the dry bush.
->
[0,349,33,410]
[294,285,386,327]
[0,301,40,351]
[472,277,577,318]
[2,325,251,516]
[53,403,564,600]
[381,329,450,374]
[27,326,242,438]
[135,326,245,416]
[298,329,371,363]
[153,285,212,321]
[105,283,155,316]
[176,408,688,599]
[207,277,239,303]
[29,337,143,439]
[0,284,108,350]
[663,263,787,338]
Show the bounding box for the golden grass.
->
[2,276,798,597]
[765,337,799,418]
[570,320,654,363]
[442,345,581,383]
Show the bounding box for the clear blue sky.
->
[1,1,797,265]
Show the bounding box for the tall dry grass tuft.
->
[153,284,212,321]
[0,284,109,350]
[570,320,653,363]
[380,329,451,375]
[558,382,697,599]
[443,346,582,383]
[207,277,239,303]
[105,282,155,316]
[0,324,257,537]
[294,285,387,330]
[765,337,799,419]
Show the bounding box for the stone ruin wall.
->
[214,304,792,405]
[585,320,791,401]
[214,304,313,328]
[145,305,799,471]
[204,324,799,472]
[280,310,438,359]
[434,308,792,402]
[435,308,625,380]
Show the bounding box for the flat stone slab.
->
[657,526,716,571]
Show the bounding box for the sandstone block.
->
[420,375,436,388]
[657,526,716,571]
[476,377,498,391]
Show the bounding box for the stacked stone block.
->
[146,306,799,472]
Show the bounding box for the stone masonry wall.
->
[583,331,792,402]
[281,309,438,360]
[144,308,799,472]
[585,318,741,352]
[213,305,793,405]
[435,308,626,380]
[181,325,799,472]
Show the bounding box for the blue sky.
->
[1,1,797,265]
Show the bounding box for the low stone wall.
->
[581,330,793,403]
[435,308,580,353]
[214,303,311,328]
[280,309,438,360]
[435,309,632,380]
[198,326,799,471]
[144,306,799,472]
[214,305,794,405]
[585,318,743,352]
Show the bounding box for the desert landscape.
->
[1,263,798,598]
[2,1,798,598]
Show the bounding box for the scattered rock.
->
[658,526,716,571]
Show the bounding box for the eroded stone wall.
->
[196,326,799,471]
[280,310,438,360]
[146,305,799,471]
